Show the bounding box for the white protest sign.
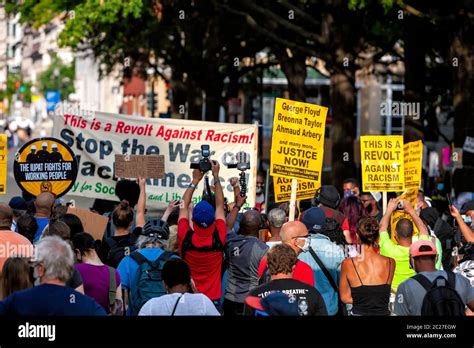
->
[53,111,258,208]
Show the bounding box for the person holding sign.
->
[177,161,226,312]
[379,198,431,295]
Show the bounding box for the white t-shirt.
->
[138,293,220,316]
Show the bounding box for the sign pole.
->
[289,178,298,221]
[382,191,387,215]
[264,168,270,213]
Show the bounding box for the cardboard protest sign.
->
[270,98,328,182]
[360,135,404,192]
[114,154,165,179]
[0,134,7,194]
[67,206,108,241]
[13,137,78,197]
[273,176,320,203]
[52,111,258,208]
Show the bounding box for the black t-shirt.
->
[65,268,83,289]
[244,278,328,316]
[98,227,142,267]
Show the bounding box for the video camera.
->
[227,151,251,197]
[190,145,212,173]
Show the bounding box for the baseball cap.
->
[301,207,326,233]
[192,200,215,228]
[460,200,474,214]
[410,240,437,258]
[245,292,299,316]
[8,196,27,210]
[319,185,341,209]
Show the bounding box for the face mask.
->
[437,183,444,191]
[344,190,354,198]
[366,204,373,214]
[463,215,472,224]
[296,237,310,253]
[256,187,263,195]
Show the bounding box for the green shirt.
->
[379,231,430,291]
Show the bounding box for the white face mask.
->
[296,237,310,253]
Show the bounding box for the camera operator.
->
[177,160,226,313]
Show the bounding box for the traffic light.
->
[146,92,157,117]
[165,83,172,102]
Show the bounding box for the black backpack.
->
[180,227,224,260]
[105,235,138,269]
[413,272,466,316]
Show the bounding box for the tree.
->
[7,0,268,121]
[0,73,32,111]
[218,0,399,187]
[37,53,75,99]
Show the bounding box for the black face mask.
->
[366,204,373,214]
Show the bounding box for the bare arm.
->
[450,205,474,243]
[179,169,203,221]
[136,177,146,228]
[468,300,474,312]
[162,200,179,222]
[339,260,353,305]
[379,198,399,232]
[403,199,428,236]
[226,191,247,232]
[212,161,225,221]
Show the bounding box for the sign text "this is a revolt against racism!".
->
[270,98,328,183]
[360,135,405,192]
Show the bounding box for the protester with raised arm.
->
[177,161,226,312]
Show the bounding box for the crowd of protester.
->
[0,165,473,317]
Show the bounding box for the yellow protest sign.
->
[270,98,328,182]
[360,135,404,192]
[390,188,419,241]
[0,134,7,195]
[273,176,320,203]
[390,140,423,241]
[404,140,423,189]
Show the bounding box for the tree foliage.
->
[37,54,75,99]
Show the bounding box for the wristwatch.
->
[188,183,197,189]
[233,204,241,210]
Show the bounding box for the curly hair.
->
[267,244,298,276]
[356,216,379,246]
